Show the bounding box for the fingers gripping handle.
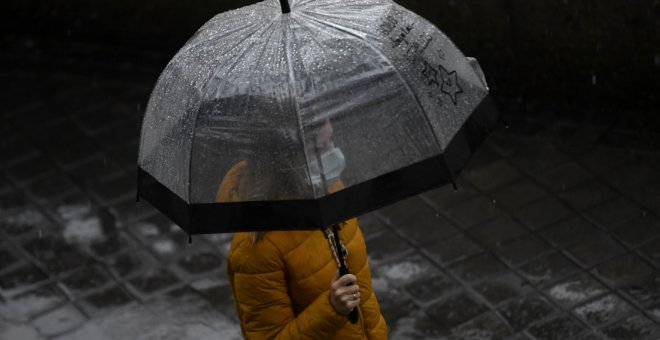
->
[332,224,358,324]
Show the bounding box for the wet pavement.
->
[2,46,660,340]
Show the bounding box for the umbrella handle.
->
[332,225,359,324]
[339,264,359,324]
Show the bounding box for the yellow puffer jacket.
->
[218,162,388,339]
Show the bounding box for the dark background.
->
[2,0,659,123]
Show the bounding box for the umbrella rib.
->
[282,15,317,199]
[298,11,444,155]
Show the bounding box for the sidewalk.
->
[1,58,660,339]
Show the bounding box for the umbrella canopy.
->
[137,0,498,234]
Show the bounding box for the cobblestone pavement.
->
[2,50,660,340]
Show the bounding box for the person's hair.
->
[239,161,308,245]
[237,123,312,245]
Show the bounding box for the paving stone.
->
[421,233,483,266]
[495,234,553,267]
[46,192,95,225]
[0,135,40,169]
[491,179,547,210]
[73,104,127,135]
[64,155,124,185]
[4,155,57,185]
[0,205,51,237]
[29,120,89,151]
[190,279,235,315]
[468,143,506,169]
[450,311,514,340]
[0,189,29,210]
[0,248,19,272]
[558,180,618,211]
[467,215,528,247]
[462,160,521,192]
[509,143,572,175]
[601,315,660,340]
[447,196,503,229]
[638,238,660,268]
[128,217,172,242]
[611,216,660,247]
[126,267,180,296]
[605,162,660,212]
[539,217,599,248]
[473,272,532,307]
[177,251,223,275]
[425,291,488,328]
[518,252,580,286]
[498,294,557,331]
[106,141,139,168]
[591,253,656,289]
[0,285,65,322]
[80,285,134,316]
[403,273,460,306]
[566,233,627,268]
[23,235,90,275]
[90,232,135,258]
[533,161,593,192]
[621,274,660,311]
[373,288,417,327]
[375,253,438,288]
[31,304,86,337]
[139,220,182,249]
[450,252,508,284]
[605,161,660,195]
[545,273,607,308]
[527,315,587,340]
[506,332,535,340]
[61,265,111,297]
[583,197,647,230]
[50,141,99,168]
[0,264,49,292]
[355,213,386,239]
[108,250,157,278]
[423,179,478,209]
[108,197,157,223]
[576,332,607,340]
[573,294,634,326]
[365,230,414,266]
[486,132,520,157]
[514,196,573,231]
[396,214,459,247]
[87,174,135,205]
[379,197,458,246]
[149,236,184,262]
[26,174,79,204]
[389,311,448,339]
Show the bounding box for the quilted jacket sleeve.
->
[228,237,348,339]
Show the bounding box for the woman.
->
[217,120,387,339]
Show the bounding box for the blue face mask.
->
[308,147,346,187]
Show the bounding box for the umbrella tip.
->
[279,0,291,14]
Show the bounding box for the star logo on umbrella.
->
[439,65,463,105]
[422,61,440,86]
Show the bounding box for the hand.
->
[329,272,360,315]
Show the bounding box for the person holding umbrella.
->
[217,117,388,339]
[137,0,498,338]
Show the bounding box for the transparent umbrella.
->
[137,0,498,235]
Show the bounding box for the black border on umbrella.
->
[137,95,499,234]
